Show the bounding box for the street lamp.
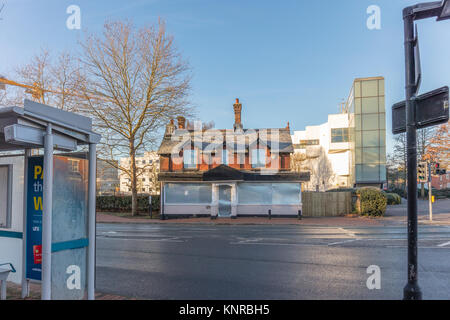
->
[402,0,449,300]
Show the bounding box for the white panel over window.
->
[0,165,12,228]
[272,183,301,204]
[238,182,301,205]
[165,183,212,204]
[237,183,272,205]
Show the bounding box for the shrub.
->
[385,192,401,205]
[388,187,406,199]
[96,194,160,213]
[356,187,387,217]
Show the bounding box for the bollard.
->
[268,209,271,220]
[298,210,302,220]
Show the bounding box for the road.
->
[96,223,450,300]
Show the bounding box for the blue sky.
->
[1,0,450,153]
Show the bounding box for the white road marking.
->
[97,236,185,242]
[328,239,359,246]
[437,241,450,247]
[338,228,356,237]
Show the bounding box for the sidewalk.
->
[97,212,388,227]
[97,199,450,227]
[5,282,134,300]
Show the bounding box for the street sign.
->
[392,86,449,134]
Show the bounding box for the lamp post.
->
[402,0,450,300]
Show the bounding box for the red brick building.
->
[431,173,450,190]
[157,99,309,218]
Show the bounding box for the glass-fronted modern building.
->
[347,76,386,187]
[291,76,386,190]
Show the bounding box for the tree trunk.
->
[130,140,138,216]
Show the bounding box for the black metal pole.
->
[403,7,422,300]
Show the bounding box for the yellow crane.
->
[0,76,108,103]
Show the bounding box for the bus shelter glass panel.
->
[51,155,89,300]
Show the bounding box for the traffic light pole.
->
[428,162,433,221]
[403,8,422,300]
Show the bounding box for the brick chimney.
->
[233,98,243,131]
[177,116,186,129]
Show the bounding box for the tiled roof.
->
[157,128,294,155]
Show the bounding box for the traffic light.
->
[433,163,447,175]
[418,161,428,182]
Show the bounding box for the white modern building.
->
[291,113,353,190]
[119,151,160,194]
[291,76,386,190]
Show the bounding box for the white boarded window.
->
[238,183,301,205]
[165,183,212,204]
[0,165,12,228]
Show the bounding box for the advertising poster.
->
[26,156,44,281]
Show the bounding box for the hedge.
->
[356,187,387,217]
[418,188,450,199]
[96,195,160,213]
[385,192,402,205]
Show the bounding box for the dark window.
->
[295,139,319,149]
[331,128,350,143]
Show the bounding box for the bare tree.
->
[290,152,307,173]
[392,132,407,195]
[78,19,192,215]
[298,147,335,191]
[14,48,84,111]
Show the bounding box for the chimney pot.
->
[177,116,186,129]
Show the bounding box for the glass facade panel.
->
[355,114,361,130]
[355,130,361,146]
[363,147,380,163]
[378,79,385,96]
[165,183,212,204]
[354,81,361,98]
[362,130,379,147]
[362,114,379,130]
[379,130,386,146]
[352,78,386,184]
[355,148,362,164]
[380,165,386,181]
[378,97,385,113]
[379,113,385,130]
[363,164,379,180]
[355,98,361,113]
[362,97,378,113]
[361,80,378,96]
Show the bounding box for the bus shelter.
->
[0,99,100,300]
